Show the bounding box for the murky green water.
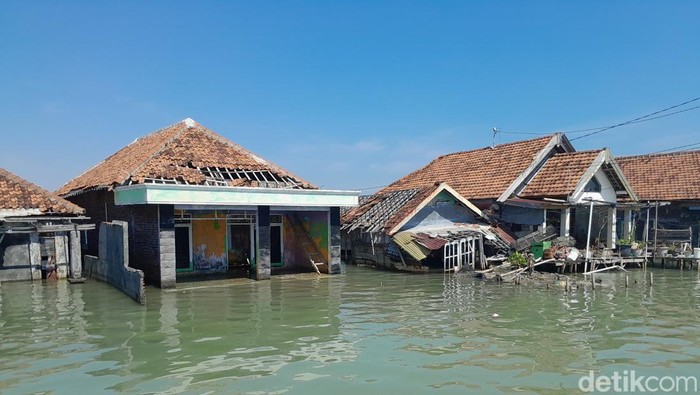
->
[1,266,700,394]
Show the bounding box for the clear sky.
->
[2,1,699,193]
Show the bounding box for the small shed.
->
[0,167,93,281]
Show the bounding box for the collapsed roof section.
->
[57,118,315,197]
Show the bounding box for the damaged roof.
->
[341,187,426,233]
[617,150,700,202]
[0,167,85,216]
[379,134,571,201]
[342,182,489,235]
[57,118,316,197]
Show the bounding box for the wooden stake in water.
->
[625,275,629,288]
[650,272,654,286]
[565,277,569,292]
[591,274,595,290]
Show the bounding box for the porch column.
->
[256,206,271,280]
[69,230,82,279]
[606,206,617,249]
[329,207,342,274]
[29,232,42,280]
[541,208,547,233]
[622,209,633,240]
[560,208,571,237]
[159,205,176,288]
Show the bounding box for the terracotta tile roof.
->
[519,150,603,198]
[379,135,560,200]
[617,150,700,201]
[57,118,315,196]
[0,167,85,215]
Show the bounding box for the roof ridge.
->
[436,133,557,160]
[553,149,605,156]
[55,119,190,194]
[618,148,700,161]
[125,120,191,186]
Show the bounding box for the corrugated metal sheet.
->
[392,231,432,261]
[414,232,448,250]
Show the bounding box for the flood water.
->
[2,266,700,394]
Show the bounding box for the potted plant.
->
[618,239,634,257]
[632,241,646,257]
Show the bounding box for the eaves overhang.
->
[113,184,360,208]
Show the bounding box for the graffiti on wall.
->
[192,215,228,273]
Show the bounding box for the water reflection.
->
[1,268,700,394]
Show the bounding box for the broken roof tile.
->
[57,119,316,196]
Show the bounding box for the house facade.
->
[342,134,637,270]
[618,150,700,248]
[57,119,358,288]
[0,167,92,282]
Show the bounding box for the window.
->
[584,177,602,193]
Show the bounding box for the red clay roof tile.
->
[379,135,558,200]
[519,150,603,198]
[617,150,700,201]
[57,119,315,196]
[0,167,85,215]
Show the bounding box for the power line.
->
[495,97,700,138]
[570,96,700,141]
[647,141,700,155]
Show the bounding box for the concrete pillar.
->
[606,206,617,249]
[69,230,82,279]
[329,207,342,274]
[541,208,547,233]
[256,206,271,280]
[159,205,176,289]
[55,233,69,278]
[560,208,570,237]
[29,232,42,280]
[623,209,633,240]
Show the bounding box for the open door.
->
[175,224,192,272]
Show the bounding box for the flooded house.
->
[342,134,637,271]
[618,150,700,249]
[57,118,358,288]
[0,167,93,282]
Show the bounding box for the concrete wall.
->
[0,233,32,281]
[84,220,145,304]
[68,190,162,286]
[400,191,478,231]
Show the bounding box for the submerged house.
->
[57,118,358,288]
[0,167,92,281]
[342,182,512,272]
[617,150,700,248]
[343,134,637,270]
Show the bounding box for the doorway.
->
[175,224,192,272]
[228,224,253,269]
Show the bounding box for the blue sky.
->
[1,1,699,193]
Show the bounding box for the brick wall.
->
[67,190,163,286]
